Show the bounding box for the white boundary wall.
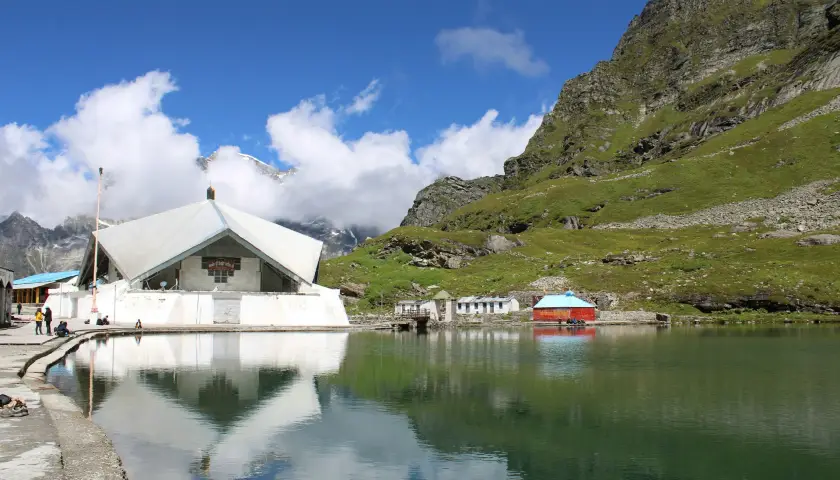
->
[45,281,349,327]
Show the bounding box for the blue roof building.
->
[13,270,80,287]
[533,291,595,309]
[12,270,79,304]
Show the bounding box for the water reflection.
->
[46,327,840,480]
[48,332,514,480]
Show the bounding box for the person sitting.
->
[101,315,110,326]
[54,321,71,337]
[135,319,142,329]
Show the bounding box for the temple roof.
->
[78,200,323,287]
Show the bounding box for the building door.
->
[213,298,241,324]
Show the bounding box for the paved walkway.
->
[0,342,64,480]
[0,321,126,480]
[0,318,128,345]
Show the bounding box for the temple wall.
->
[240,289,349,327]
[53,283,349,327]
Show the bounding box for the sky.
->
[0,0,648,231]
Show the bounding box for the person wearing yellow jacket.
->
[34,309,44,335]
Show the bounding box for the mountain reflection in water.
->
[46,327,840,480]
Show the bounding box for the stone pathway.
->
[0,342,64,480]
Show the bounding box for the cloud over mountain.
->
[1,71,542,231]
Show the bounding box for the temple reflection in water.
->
[50,333,513,480]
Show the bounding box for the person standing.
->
[34,309,43,335]
[16,303,21,316]
[44,307,53,335]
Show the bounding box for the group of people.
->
[29,304,144,336]
[33,307,71,336]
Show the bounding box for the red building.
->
[532,291,596,322]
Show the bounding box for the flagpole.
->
[90,167,103,322]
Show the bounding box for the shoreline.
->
[13,319,839,479]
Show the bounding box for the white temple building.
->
[44,188,349,327]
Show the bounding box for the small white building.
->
[394,290,456,322]
[456,296,519,315]
[394,300,435,316]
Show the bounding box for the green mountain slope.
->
[321,0,840,316]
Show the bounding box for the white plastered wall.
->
[61,283,348,326]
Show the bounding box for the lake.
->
[46,326,840,480]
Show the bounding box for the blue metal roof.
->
[534,291,595,309]
[13,270,79,286]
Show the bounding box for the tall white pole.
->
[90,167,103,321]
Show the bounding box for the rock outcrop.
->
[401,176,503,227]
[377,236,490,269]
[484,235,523,254]
[797,234,840,246]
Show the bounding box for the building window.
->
[202,257,241,284]
[499,302,503,309]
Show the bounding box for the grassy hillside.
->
[322,223,840,315]
[442,89,840,231]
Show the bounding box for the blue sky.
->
[0,0,647,163]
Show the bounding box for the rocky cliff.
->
[400,176,503,227]
[0,213,98,276]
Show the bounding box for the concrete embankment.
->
[21,331,126,480]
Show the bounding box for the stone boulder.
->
[484,235,522,254]
[796,234,840,246]
[562,216,583,230]
[595,292,619,310]
[339,283,367,298]
[759,230,801,239]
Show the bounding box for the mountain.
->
[196,151,296,181]
[0,213,96,276]
[323,0,840,315]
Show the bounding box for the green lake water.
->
[46,326,840,479]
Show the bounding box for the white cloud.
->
[1,71,206,227]
[435,27,549,77]
[1,70,542,233]
[344,79,382,115]
[266,94,542,230]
